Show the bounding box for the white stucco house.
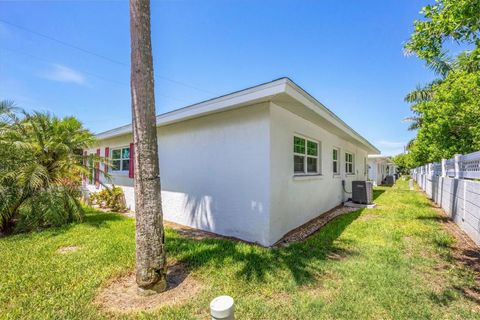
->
[367,155,396,186]
[85,78,380,246]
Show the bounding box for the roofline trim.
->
[94,77,380,154]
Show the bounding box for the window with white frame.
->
[333,148,340,174]
[345,152,354,174]
[111,147,130,172]
[293,136,320,174]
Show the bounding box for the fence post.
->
[441,159,446,177]
[454,154,461,179]
[428,163,433,175]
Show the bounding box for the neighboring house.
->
[367,155,396,186]
[85,78,380,246]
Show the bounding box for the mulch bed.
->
[113,205,359,248]
[273,205,357,247]
[95,261,203,314]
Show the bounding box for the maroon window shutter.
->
[129,143,134,179]
[95,148,100,188]
[104,147,109,174]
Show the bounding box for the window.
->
[345,152,354,174]
[111,147,130,172]
[333,148,340,174]
[293,136,319,174]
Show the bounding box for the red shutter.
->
[82,150,87,183]
[129,143,134,179]
[104,147,109,174]
[95,148,100,188]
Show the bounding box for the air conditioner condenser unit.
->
[352,180,373,205]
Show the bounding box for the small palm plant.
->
[0,101,102,233]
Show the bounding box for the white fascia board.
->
[155,79,286,126]
[95,77,380,156]
[95,78,287,140]
[284,79,380,154]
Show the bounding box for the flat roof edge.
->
[94,77,380,155]
[284,79,380,154]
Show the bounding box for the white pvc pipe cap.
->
[210,295,234,319]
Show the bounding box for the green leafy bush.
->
[0,101,101,234]
[89,186,127,212]
[14,186,84,233]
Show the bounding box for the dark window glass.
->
[122,159,130,171]
[293,136,305,154]
[307,157,317,173]
[112,149,121,159]
[112,160,121,171]
[307,141,318,156]
[122,148,130,159]
[294,155,305,173]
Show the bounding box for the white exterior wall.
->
[268,102,368,244]
[368,159,385,186]
[367,158,395,186]
[87,101,374,246]
[367,159,379,186]
[88,103,271,246]
[84,134,136,209]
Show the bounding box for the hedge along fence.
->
[411,151,480,246]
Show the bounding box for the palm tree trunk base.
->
[136,279,168,296]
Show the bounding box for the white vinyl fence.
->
[412,151,480,245]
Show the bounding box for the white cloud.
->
[40,64,86,85]
[377,140,405,148]
[376,140,407,156]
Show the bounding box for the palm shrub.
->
[0,101,101,234]
[89,186,127,212]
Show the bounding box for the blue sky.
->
[0,1,437,155]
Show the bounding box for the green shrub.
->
[0,101,99,235]
[89,186,127,212]
[14,186,84,233]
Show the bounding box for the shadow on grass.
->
[416,215,451,223]
[82,211,126,228]
[3,205,362,289]
[429,288,458,306]
[372,189,385,201]
[37,208,128,237]
[167,210,363,286]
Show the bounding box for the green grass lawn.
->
[1,179,479,319]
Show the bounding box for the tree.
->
[0,101,96,233]
[129,0,167,294]
[391,153,413,175]
[405,0,480,63]
[408,70,480,165]
[404,1,480,166]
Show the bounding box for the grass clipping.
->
[95,262,202,314]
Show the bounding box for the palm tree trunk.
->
[129,0,167,295]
